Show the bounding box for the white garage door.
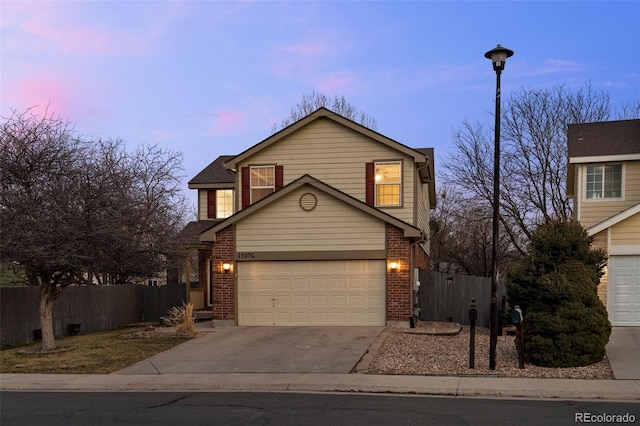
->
[237,260,386,326]
[608,255,640,326]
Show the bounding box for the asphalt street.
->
[2,392,639,426]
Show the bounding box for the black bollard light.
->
[469,298,478,369]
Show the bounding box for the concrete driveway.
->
[606,327,640,379]
[115,326,384,375]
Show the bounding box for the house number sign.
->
[237,252,255,259]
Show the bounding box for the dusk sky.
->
[2,1,639,211]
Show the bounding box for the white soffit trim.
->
[587,203,640,236]
[569,153,640,164]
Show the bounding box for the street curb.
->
[2,373,639,401]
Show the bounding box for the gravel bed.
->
[368,326,614,379]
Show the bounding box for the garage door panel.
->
[349,295,365,306]
[311,278,327,289]
[609,255,640,326]
[312,295,328,307]
[238,260,386,326]
[330,295,347,306]
[330,278,346,289]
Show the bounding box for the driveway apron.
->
[115,326,384,375]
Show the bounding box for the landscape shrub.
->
[506,220,610,367]
[166,303,196,337]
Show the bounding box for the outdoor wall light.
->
[222,262,232,273]
[389,261,399,272]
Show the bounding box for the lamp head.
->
[484,44,514,72]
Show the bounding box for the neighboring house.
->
[179,107,436,327]
[567,119,640,326]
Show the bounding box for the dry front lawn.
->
[0,327,192,374]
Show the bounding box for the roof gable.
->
[199,174,423,242]
[224,107,429,170]
[188,155,236,187]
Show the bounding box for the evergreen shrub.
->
[506,220,610,367]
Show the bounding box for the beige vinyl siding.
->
[611,213,640,247]
[236,118,416,225]
[579,161,640,228]
[198,189,208,220]
[236,187,385,253]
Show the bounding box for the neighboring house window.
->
[374,161,402,206]
[206,189,235,219]
[241,165,284,208]
[586,164,622,199]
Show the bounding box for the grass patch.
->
[0,327,192,374]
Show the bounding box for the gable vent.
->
[299,193,318,211]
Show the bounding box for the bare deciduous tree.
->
[0,108,187,351]
[443,82,617,257]
[271,90,377,132]
[430,185,520,277]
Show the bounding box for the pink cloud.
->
[2,1,164,57]
[267,34,355,79]
[148,128,176,142]
[206,109,247,136]
[310,71,362,94]
[2,73,112,130]
[22,20,157,57]
[3,78,73,120]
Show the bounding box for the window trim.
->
[583,163,624,202]
[374,160,403,208]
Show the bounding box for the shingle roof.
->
[188,155,236,185]
[568,119,640,158]
[413,147,433,158]
[176,220,220,245]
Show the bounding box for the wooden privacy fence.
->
[0,284,186,347]
[418,270,505,328]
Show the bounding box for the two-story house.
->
[567,119,640,326]
[180,107,436,327]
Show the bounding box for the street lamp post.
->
[484,44,514,370]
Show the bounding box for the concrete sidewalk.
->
[1,372,639,400]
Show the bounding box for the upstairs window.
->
[250,166,275,203]
[216,189,234,218]
[241,165,284,208]
[207,189,234,219]
[375,161,402,207]
[586,164,622,199]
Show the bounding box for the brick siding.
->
[386,224,413,322]
[211,225,236,321]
